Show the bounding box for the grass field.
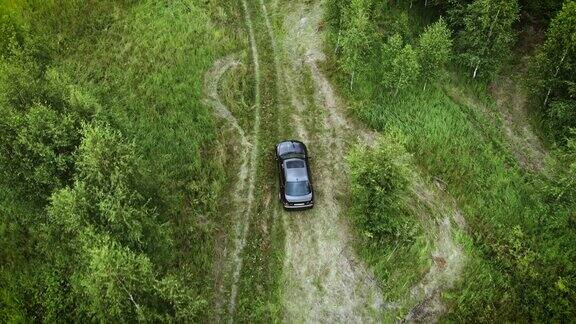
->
[1,0,574,321]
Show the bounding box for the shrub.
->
[418,17,453,90]
[546,100,576,141]
[380,34,421,95]
[347,130,414,243]
[0,67,96,201]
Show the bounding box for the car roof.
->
[277,140,307,157]
[283,158,309,182]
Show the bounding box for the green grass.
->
[63,1,231,311]
[232,0,286,321]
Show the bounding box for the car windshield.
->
[285,181,311,196]
[281,152,305,160]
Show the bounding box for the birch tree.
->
[455,0,519,79]
[339,0,374,88]
[532,1,576,106]
[531,1,576,138]
[381,34,421,95]
[418,18,453,90]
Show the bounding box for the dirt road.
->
[205,0,467,322]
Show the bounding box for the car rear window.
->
[285,181,311,196]
[286,160,305,169]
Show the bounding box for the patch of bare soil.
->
[491,75,548,171]
[404,179,467,323]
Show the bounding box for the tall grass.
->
[1,0,241,320]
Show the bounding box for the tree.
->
[58,123,172,255]
[347,130,414,243]
[533,1,576,106]
[74,234,157,321]
[0,63,97,202]
[418,18,453,90]
[77,236,206,321]
[11,104,80,196]
[518,0,564,24]
[338,0,375,88]
[530,1,576,140]
[40,123,200,320]
[381,34,421,95]
[453,0,519,79]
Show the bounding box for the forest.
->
[1,0,575,322]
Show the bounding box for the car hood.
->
[285,192,313,203]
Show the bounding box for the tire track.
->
[203,56,246,142]
[210,0,468,322]
[281,1,467,322]
[274,1,384,322]
[258,0,308,140]
[203,55,249,320]
[225,0,263,319]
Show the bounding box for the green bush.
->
[380,34,421,95]
[347,130,414,243]
[546,100,576,141]
[418,17,452,90]
[528,1,576,141]
[0,67,96,201]
[42,123,201,321]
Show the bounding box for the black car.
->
[275,140,314,210]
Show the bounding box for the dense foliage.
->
[417,18,452,90]
[347,131,428,302]
[348,131,414,243]
[1,0,574,321]
[0,0,226,321]
[530,1,576,141]
[449,0,519,79]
